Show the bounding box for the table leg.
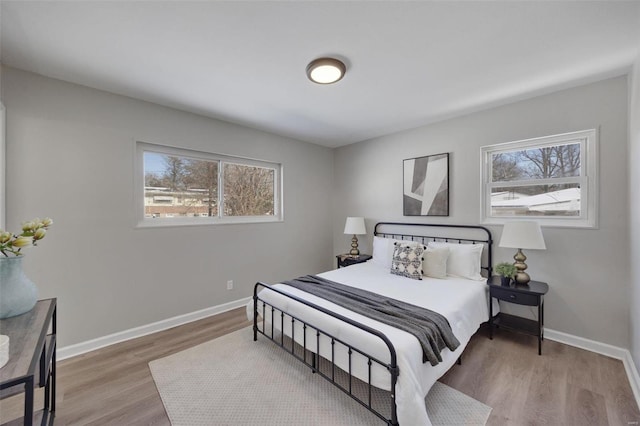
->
[25,376,34,426]
[538,301,542,355]
[541,298,545,341]
[52,306,57,412]
[489,295,494,340]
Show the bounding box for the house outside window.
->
[136,142,282,227]
[481,129,597,228]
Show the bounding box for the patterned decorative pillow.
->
[390,242,426,280]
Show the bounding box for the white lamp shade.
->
[344,217,366,235]
[499,221,546,250]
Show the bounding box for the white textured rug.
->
[149,327,491,425]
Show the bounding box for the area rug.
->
[149,327,491,425]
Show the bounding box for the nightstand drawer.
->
[491,287,539,306]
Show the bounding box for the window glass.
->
[491,143,581,182]
[223,163,275,217]
[137,143,282,226]
[481,130,597,228]
[144,152,218,219]
[490,183,581,217]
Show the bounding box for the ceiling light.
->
[306,58,346,84]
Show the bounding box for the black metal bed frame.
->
[253,222,493,425]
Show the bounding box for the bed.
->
[251,222,494,425]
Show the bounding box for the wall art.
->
[403,153,449,216]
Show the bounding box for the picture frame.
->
[403,152,449,216]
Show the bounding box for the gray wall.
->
[1,67,335,347]
[333,76,630,348]
[2,65,635,354]
[630,50,640,370]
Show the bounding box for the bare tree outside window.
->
[143,153,218,218]
[163,156,187,190]
[223,163,275,216]
[492,143,581,195]
[491,152,524,183]
[184,159,218,217]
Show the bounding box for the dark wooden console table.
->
[0,298,57,425]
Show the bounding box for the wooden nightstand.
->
[487,276,549,355]
[336,254,372,269]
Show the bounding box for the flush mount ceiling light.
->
[306,57,346,84]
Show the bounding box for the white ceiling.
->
[1,1,639,148]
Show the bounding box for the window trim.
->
[480,129,598,228]
[135,142,283,228]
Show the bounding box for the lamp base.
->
[514,271,531,285]
[513,248,531,285]
[349,235,360,256]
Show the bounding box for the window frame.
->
[480,129,598,228]
[135,142,283,227]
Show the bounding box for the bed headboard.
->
[373,222,494,277]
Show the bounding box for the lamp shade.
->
[499,221,546,250]
[344,217,366,235]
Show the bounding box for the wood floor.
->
[1,307,638,425]
[440,327,640,426]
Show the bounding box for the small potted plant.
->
[495,262,517,286]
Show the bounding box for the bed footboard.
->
[253,281,399,425]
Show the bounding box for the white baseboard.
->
[546,328,640,409]
[57,297,251,360]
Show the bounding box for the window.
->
[481,129,597,228]
[136,142,282,226]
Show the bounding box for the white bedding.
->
[249,261,493,425]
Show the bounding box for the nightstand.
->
[487,276,549,355]
[336,254,372,269]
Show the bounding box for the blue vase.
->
[0,256,38,319]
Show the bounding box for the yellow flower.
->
[0,232,11,244]
[12,236,32,248]
[1,216,53,257]
[21,221,36,232]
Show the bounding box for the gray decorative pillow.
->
[390,242,426,280]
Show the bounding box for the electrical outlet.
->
[226,280,233,290]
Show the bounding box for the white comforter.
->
[249,262,492,425]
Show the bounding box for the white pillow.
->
[372,236,393,268]
[428,242,484,281]
[422,246,449,279]
[372,236,420,269]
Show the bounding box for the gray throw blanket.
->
[282,275,460,366]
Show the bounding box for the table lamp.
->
[499,221,546,285]
[344,217,366,256]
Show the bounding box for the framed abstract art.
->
[403,153,449,216]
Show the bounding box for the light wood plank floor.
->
[441,326,640,426]
[1,307,638,425]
